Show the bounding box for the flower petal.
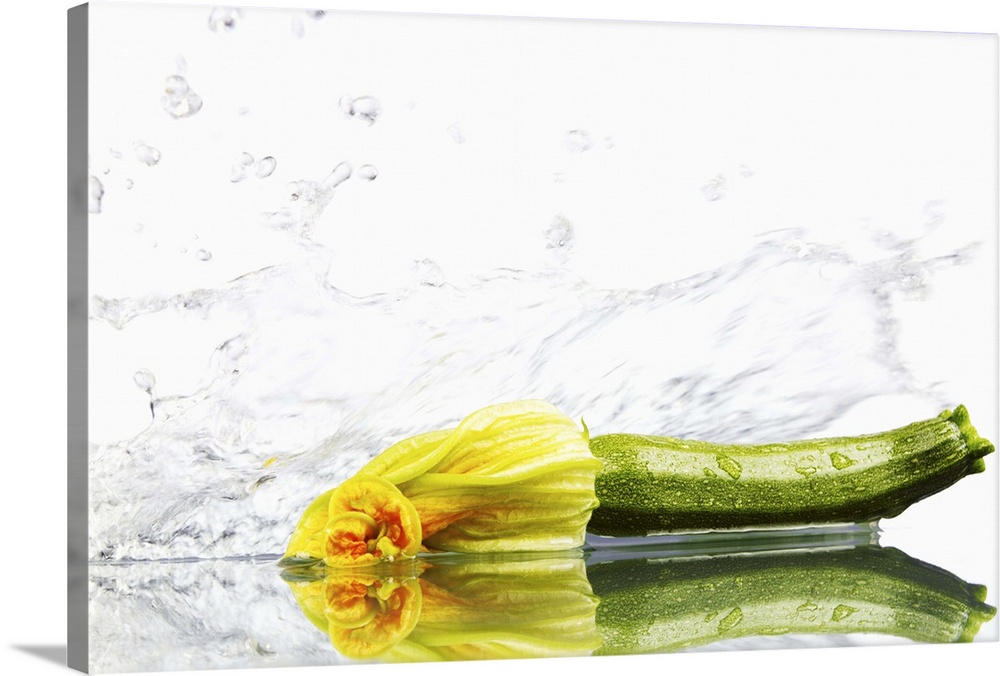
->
[387,400,602,553]
[324,475,423,567]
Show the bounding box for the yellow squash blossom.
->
[283,400,602,567]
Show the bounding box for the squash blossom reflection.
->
[283,555,602,661]
[283,545,995,661]
[284,400,601,567]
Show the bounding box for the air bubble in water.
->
[322,162,352,190]
[196,249,213,261]
[702,174,726,201]
[89,176,104,214]
[291,18,305,38]
[230,152,255,183]
[162,75,203,119]
[134,141,161,167]
[448,123,466,144]
[565,129,594,153]
[255,156,277,179]
[413,258,445,287]
[340,95,381,125]
[358,165,378,181]
[208,7,242,32]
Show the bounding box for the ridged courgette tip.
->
[958,598,997,643]
[943,405,995,461]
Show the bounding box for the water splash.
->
[208,7,242,33]
[413,258,445,287]
[545,215,575,263]
[702,174,726,201]
[162,75,203,119]
[358,164,378,181]
[448,122,466,144]
[134,141,161,167]
[339,95,381,125]
[255,156,277,179]
[87,219,979,561]
[230,153,255,183]
[262,162,352,239]
[566,129,594,152]
[89,175,105,214]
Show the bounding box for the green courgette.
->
[588,405,994,537]
[588,544,996,654]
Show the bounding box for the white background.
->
[2,1,998,676]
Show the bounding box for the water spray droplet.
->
[175,55,188,74]
[309,10,325,20]
[255,156,277,179]
[291,18,305,38]
[739,164,755,178]
[133,222,144,233]
[321,162,352,190]
[230,152,255,183]
[358,165,378,181]
[89,176,104,214]
[109,148,122,160]
[133,369,156,393]
[702,174,726,201]
[134,141,161,167]
[448,123,466,144]
[413,258,445,287]
[208,7,242,32]
[545,215,575,262]
[196,249,213,261]
[125,179,134,190]
[162,75,203,119]
[923,200,945,229]
[340,95,381,125]
[565,129,594,153]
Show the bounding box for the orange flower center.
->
[324,475,422,567]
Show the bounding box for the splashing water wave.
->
[88,213,977,561]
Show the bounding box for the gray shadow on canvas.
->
[11,645,66,667]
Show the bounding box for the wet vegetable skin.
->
[588,405,994,537]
